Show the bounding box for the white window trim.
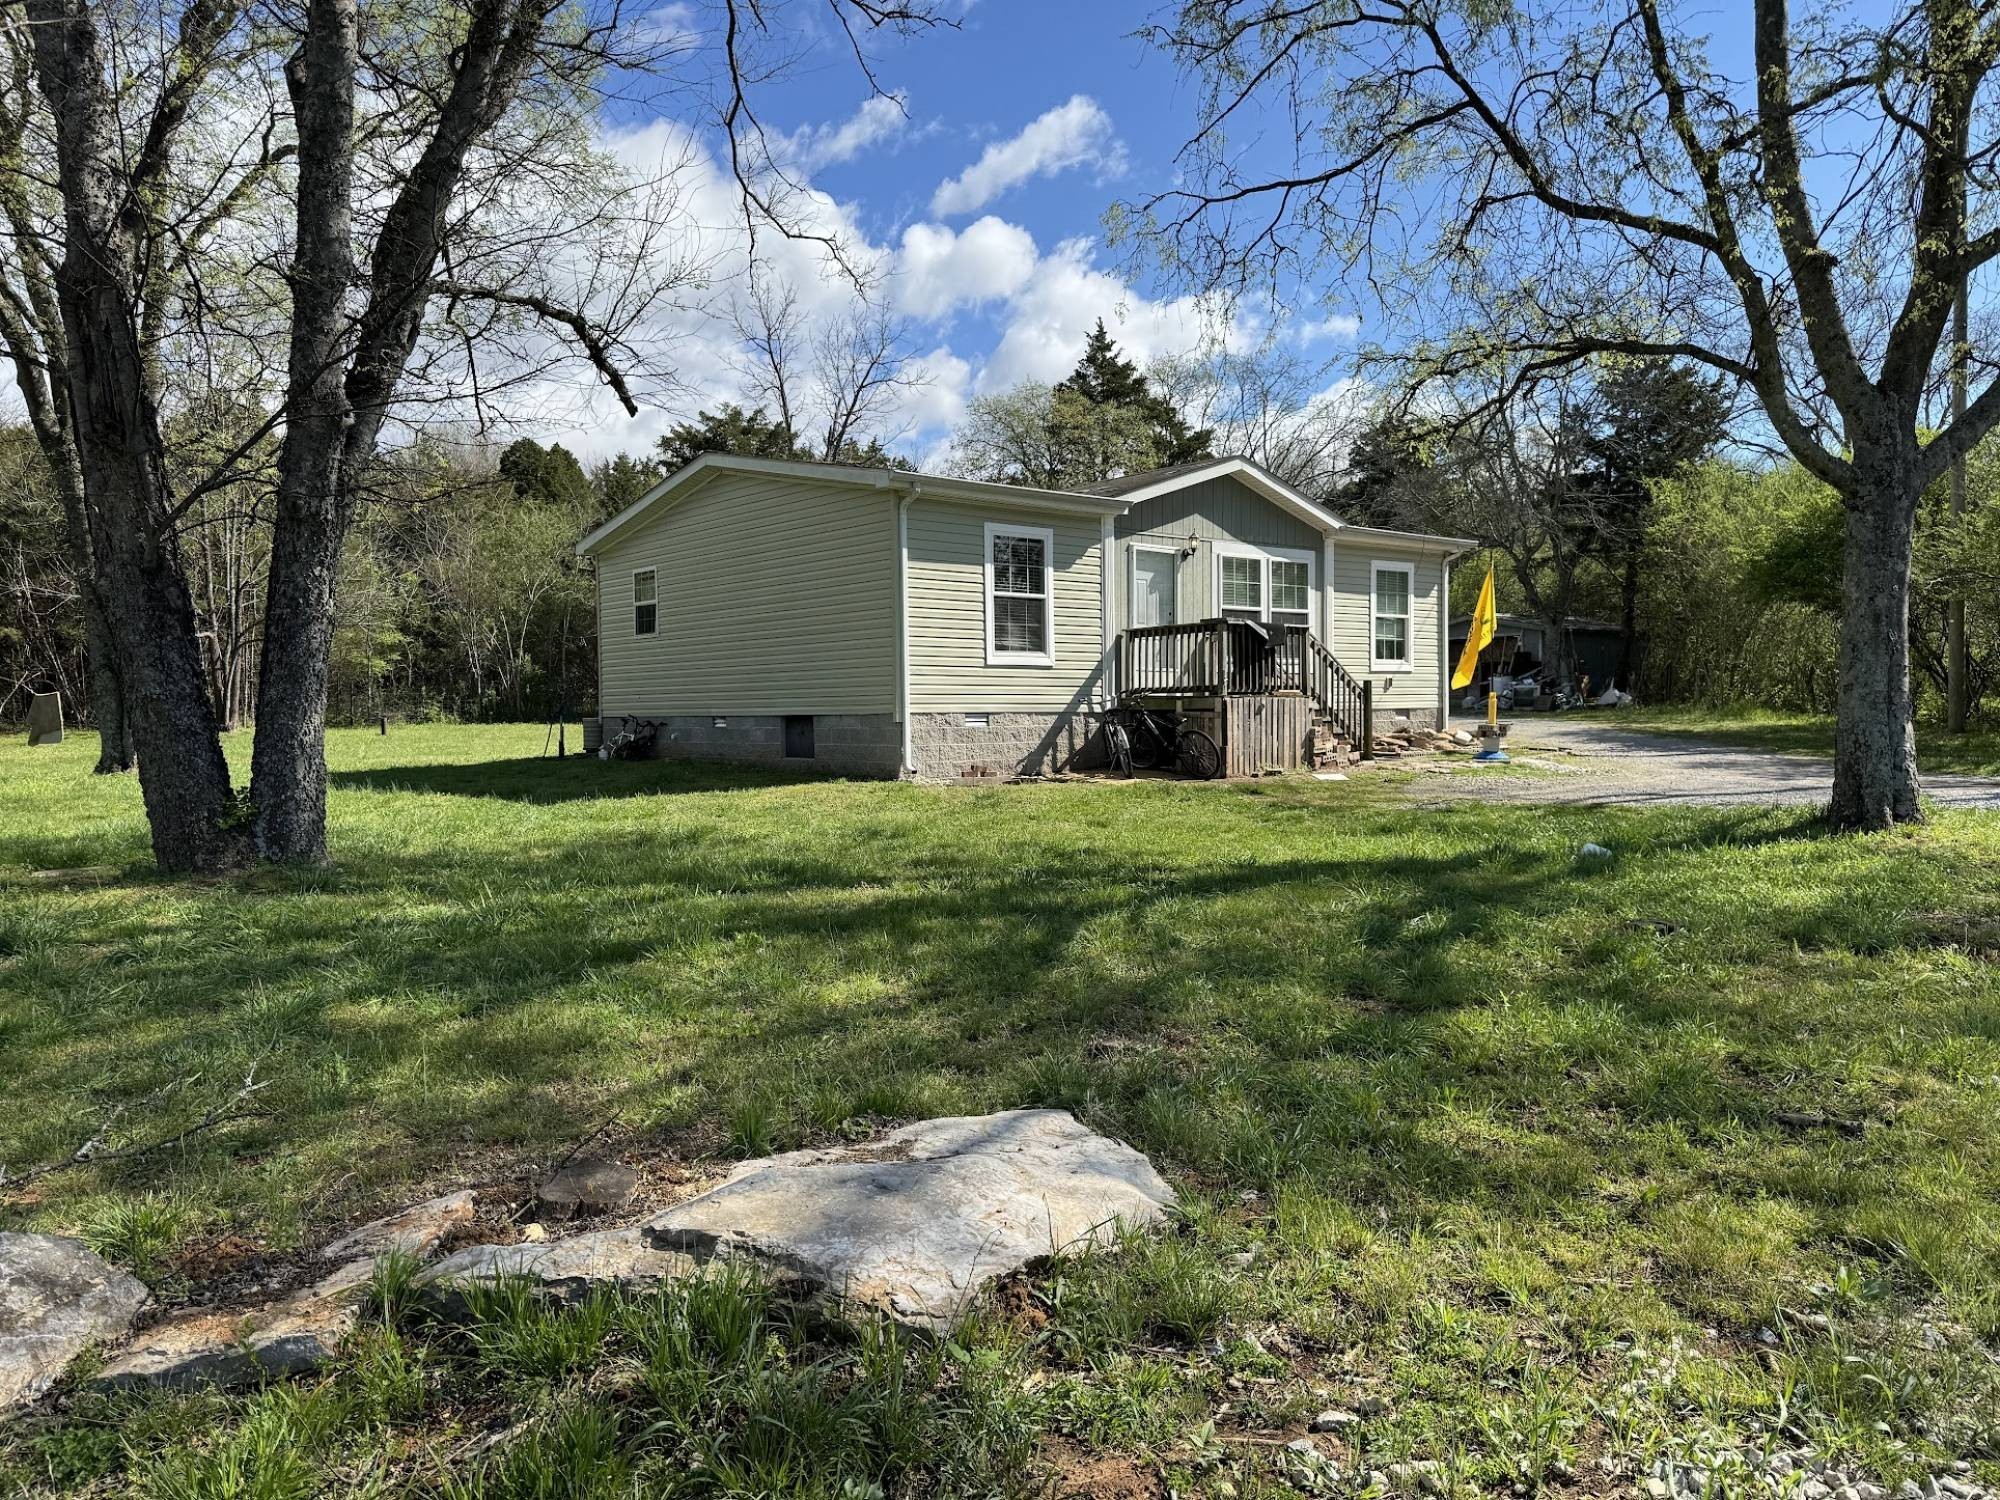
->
[983,521,1055,668]
[1212,542,1315,627]
[1128,542,1180,628]
[631,567,657,638]
[1371,559,1416,672]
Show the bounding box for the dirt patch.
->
[1910,910,2000,958]
[1040,1437,1166,1500]
[988,1272,1050,1333]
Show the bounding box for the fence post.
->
[1359,680,1374,760]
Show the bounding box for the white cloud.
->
[789,92,912,170]
[978,237,1247,392]
[893,216,1038,319]
[502,119,1261,467]
[1298,312,1362,343]
[929,95,1125,217]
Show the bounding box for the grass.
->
[4,724,2000,1496]
[1613,704,2000,777]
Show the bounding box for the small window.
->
[1271,559,1310,616]
[986,524,1053,664]
[963,713,990,728]
[632,568,657,637]
[1220,554,1262,612]
[1372,562,1413,669]
[783,715,815,758]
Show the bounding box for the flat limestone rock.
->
[419,1227,693,1312]
[94,1259,372,1392]
[536,1159,639,1216]
[320,1190,476,1263]
[1,1232,147,1411]
[24,692,61,747]
[643,1109,1174,1329]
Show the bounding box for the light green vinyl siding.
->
[1113,475,1325,627]
[906,500,1105,712]
[1333,541,1444,712]
[593,469,896,715]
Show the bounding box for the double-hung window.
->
[1217,546,1314,627]
[1371,561,1413,670]
[1219,554,1263,613]
[985,524,1053,665]
[632,568,657,637]
[1270,558,1311,621]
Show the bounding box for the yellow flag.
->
[1452,566,1496,689]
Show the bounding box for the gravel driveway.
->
[1416,715,2000,810]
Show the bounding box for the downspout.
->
[1438,553,1451,728]
[1099,513,1114,704]
[896,490,915,778]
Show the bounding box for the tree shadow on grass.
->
[329,755,842,803]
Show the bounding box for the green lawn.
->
[1613,705,2000,777]
[4,725,2000,1497]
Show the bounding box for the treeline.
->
[4,434,648,731]
[1340,360,1999,724]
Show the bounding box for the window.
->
[1220,554,1263,612]
[1271,559,1311,617]
[985,524,1053,665]
[1372,562,1414,669]
[632,568,657,637]
[783,715,815,759]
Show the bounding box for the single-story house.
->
[1446,612,1630,700]
[575,453,1472,779]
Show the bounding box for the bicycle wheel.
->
[1176,728,1222,781]
[1104,722,1134,779]
[1128,717,1164,770]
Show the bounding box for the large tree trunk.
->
[28,0,242,872]
[1829,459,1922,831]
[249,0,357,864]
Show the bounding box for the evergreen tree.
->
[1050,320,1214,477]
[589,453,663,521]
[498,439,593,512]
[1580,362,1731,684]
[1338,413,1436,528]
[655,404,807,470]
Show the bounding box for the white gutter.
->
[1099,513,1114,704]
[896,491,915,778]
[1438,555,1451,728]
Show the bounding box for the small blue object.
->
[1473,748,1510,763]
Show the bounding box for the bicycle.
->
[1111,700,1222,780]
[603,718,660,761]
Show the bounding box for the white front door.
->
[1131,547,1177,627]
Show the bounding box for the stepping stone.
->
[419,1227,693,1313]
[1,1232,148,1410]
[24,692,62,747]
[319,1190,475,1263]
[643,1108,1174,1329]
[94,1259,373,1392]
[537,1159,638,1216]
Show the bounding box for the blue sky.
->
[550,1,1356,463]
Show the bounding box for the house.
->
[575,453,1472,779]
[1446,612,1630,701]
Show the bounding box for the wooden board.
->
[1223,695,1313,778]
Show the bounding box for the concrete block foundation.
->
[907,710,1099,781]
[596,713,902,778]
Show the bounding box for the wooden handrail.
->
[1304,632,1372,755]
[1118,620,1372,756]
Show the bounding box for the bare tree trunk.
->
[1830,461,1922,830]
[27,0,242,872]
[250,0,357,864]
